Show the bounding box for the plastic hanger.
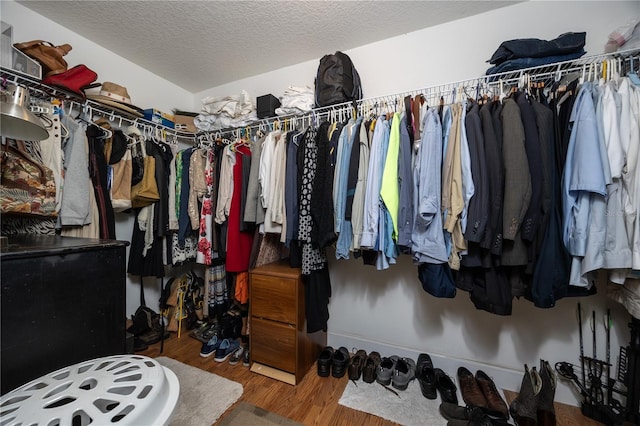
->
[627,56,640,86]
[498,79,507,102]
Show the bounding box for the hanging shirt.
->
[442,103,466,270]
[264,132,287,235]
[562,82,609,259]
[259,130,282,213]
[333,119,355,234]
[379,112,401,242]
[351,120,370,251]
[215,144,235,224]
[59,115,91,226]
[285,130,302,247]
[336,117,363,259]
[244,134,267,226]
[397,113,414,251]
[188,148,208,230]
[459,101,475,241]
[600,81,632,272]
[361,117,389,249]
[412,108,448,264]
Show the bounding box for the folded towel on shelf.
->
[276,85,315,116]
[194,112,257,131]
[196,90,256,130]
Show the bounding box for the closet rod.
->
[202,47,640,137]
[0,66,197,143]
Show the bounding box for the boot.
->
[537,360,556,426]
[509,365,542,426]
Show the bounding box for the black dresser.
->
[1,235,128,394]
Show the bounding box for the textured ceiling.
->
[17,1,519,93]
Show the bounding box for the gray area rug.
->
[157,356,243,426]
[217,402,303,426]
[339,380,447,425]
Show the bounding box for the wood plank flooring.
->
[140,334,603,425]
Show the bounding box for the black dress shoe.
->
[317,346,334,377]
[416,353,437,399]
[439,402,485,421]
[331,346,350,378]
[435,368,458,404]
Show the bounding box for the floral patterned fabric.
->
[1,147,57,217]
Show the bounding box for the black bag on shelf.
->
[315,51,362,107]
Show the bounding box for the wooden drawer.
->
[251,274,297,324]
[251,317,296,373]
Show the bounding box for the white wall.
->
[1,0,194,316]
[194,1,640,406]
[194,2,640,105]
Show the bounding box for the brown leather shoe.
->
[348,349,367,380]
[362,351,381,383]
[475,370,508,418]
[458,367,488,409]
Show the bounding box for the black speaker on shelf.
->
[257,94,280,119]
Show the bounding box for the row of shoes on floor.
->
[198,335,249,366]
[317,347,557,426]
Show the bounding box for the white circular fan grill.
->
[0,355,179,425]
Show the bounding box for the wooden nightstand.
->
[249,261,326,385]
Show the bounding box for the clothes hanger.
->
[627,56,640,85]
[494,79,504,102]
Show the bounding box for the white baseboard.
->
[328,331,584,407]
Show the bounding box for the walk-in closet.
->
[1,1,639,425]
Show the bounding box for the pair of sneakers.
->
[199,335,241,363]
[376,355,416,391]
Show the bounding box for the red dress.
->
[225,145,253,272]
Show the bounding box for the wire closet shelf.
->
[0,66,197,143]
[201,47,640,138]
[2,47,639,143]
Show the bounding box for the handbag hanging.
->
[130,141,160,208]
[0,141,57,217]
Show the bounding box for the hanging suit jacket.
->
[500,98,531,267]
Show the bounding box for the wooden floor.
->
[140,334,602,426]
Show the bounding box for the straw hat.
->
[87,82,144,117]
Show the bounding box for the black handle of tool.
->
[605,309,611,406]
[591,309,597,406]
[578,303,586,389]
[592,310,597,360]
